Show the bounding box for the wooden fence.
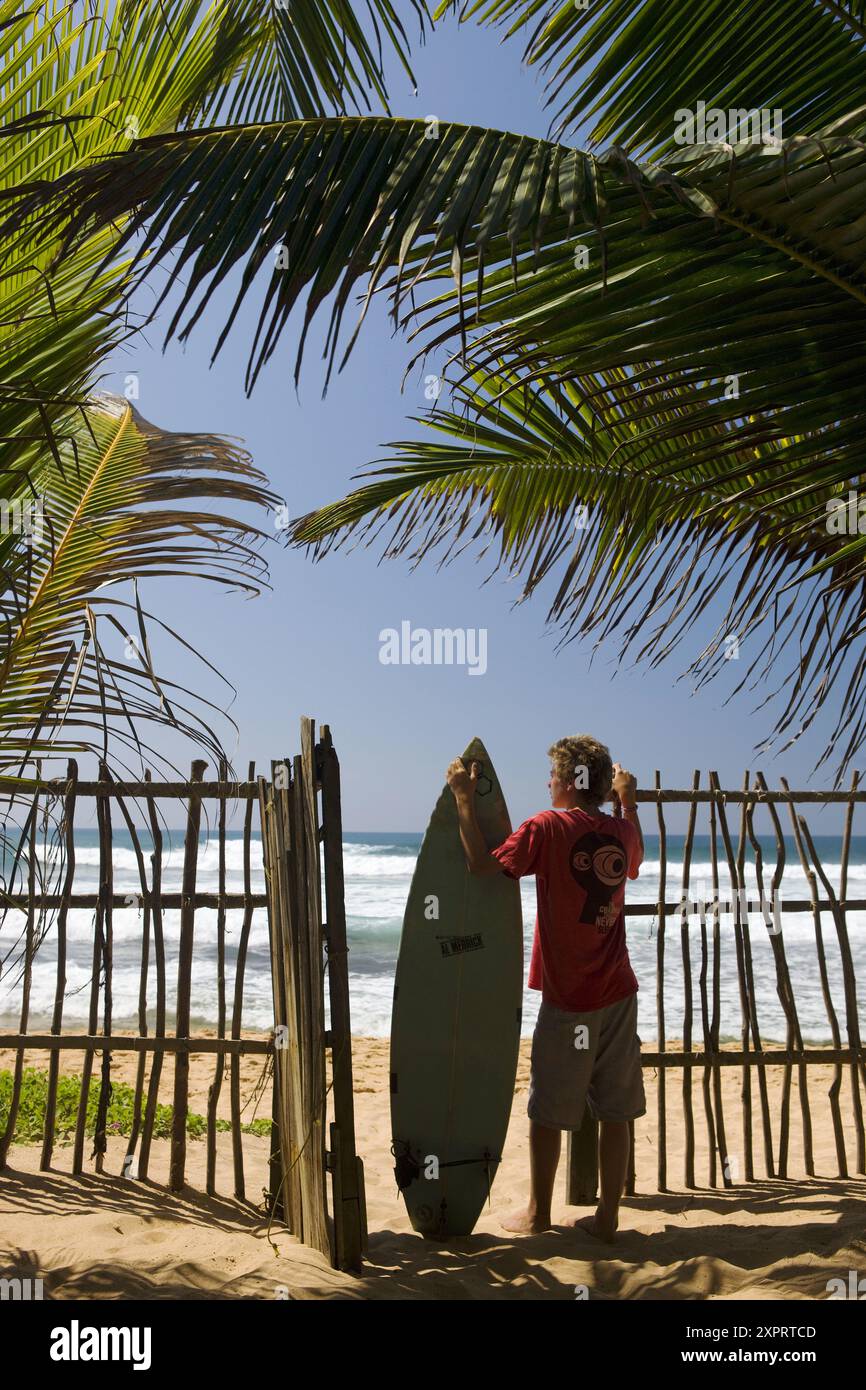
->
[0,717,366,1272]
[567,773,866,1200]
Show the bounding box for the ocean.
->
[2,830,865,1044]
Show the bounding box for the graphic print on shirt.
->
[568,831,628,933]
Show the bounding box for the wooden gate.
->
[258,718,367,1270]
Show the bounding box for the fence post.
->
[170,759,207,1192]
[565,1111,598,1206]
[319,724,366,1269]
[41,759,77,1171]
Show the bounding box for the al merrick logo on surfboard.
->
[437,933,485,958]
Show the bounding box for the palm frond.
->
[439,0,866,154]
[396,116,866,489]
[1,0,415,477]
[203,0,429,125]
[0,392,276,771]
[0,117,725,393]
[291,366,866,775]
[8,9,866,771]
[11,112,866,450]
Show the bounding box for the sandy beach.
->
[1,1037,863,1300]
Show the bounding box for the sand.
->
[1,1037,864,1300]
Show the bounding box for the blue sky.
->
[98,13,848,833]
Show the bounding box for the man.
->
[446,734,645,1242]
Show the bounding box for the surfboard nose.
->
[461,736,489,766]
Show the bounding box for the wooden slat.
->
[319,725,364,1271]
[0,1032,854,1063]
[281,758,313,1241]
[696,788,717,1189]
[0,892,267,910]
[839,771,866,1167]
[711,770,754,1183]
[300,719,331,1260]
[206,760,229,1196]
[840,770,859,902]
[73,765,110,1175]
[329,1123,344,1268]
[565,1109,599,1205]
[746,780,789,1175]
[356,1156,369,1253]
[0,787,39,1168]
[625,1119,635,1197]
[259,771,282,1216]
[798,814,866,1174]
[754,771,802,1180]
[0,1035,270,1053]
[638,1050,863,1067]
[138,772,166,1180]
[41,760,77,1171]
[736,773,775,1180]
[2,891,857,915]
[0,779,264,799]
[110,781,152,1181]
[9,1035,850,1064]
[680,772,699,1188]
[169,760,207,1192]
[276,761,305,1234]
[708,796,729,1188]
[230,761,257,1200]
[261,768,295,1228]
[654,770,667,1192]
[781,778,837,1178]
[6,778,866,803]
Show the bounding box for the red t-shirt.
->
[491,807,642,1011]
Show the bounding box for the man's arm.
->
[613,762,644,857]
[446,759,503,876]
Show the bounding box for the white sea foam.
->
[2,835,864,1040]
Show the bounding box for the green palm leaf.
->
[1,0,420,484]
[440,0,866,154]
[0,392,276,772]
[0,117,742,392]
[204,0,429,125]
[12,112,865,455]
[291,365,866,774]
[9,10,866,768]
[1,0,399,773]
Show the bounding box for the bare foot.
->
[565,1209,618,1243]
[500,1208,551,1235]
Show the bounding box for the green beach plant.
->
[0,1065,271,1143]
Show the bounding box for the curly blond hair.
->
[548,735,613,806]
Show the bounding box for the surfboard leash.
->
[391,1140,501,1198]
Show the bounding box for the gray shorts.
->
[528,992,646,1129]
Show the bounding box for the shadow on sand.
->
[2,1166,863,1299]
